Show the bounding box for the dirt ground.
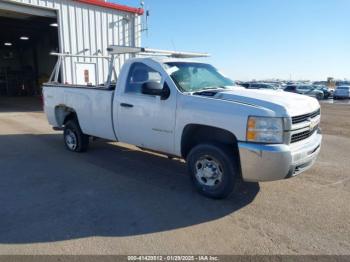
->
[320,102,350,138]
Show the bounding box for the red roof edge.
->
[76,0,144,15]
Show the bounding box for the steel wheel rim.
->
[195,155,223,187]
[65,129,77,150]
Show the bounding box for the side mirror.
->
[141,81,170,100]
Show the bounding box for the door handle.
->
[120,103,134,108]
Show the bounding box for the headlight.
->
[247,116,284,144]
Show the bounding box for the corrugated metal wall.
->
[8,0,141,84]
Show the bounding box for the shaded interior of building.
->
[0,9,58,97]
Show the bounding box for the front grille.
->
[292,109,320,124]
[291,126,318,143]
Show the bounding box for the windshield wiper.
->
[194,86,227,93]
[192,87,229,96]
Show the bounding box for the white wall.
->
[8,0,142,84]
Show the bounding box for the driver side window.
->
[126,63,162,94]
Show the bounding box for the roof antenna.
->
[140,1,150,36]
[171,39,177,53]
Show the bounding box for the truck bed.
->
[43,84,116,141]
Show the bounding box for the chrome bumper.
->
[238,132,322,182]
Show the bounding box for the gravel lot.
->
[0,97,349,255]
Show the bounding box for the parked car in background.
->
[264,82,284,89]
[313,85,332,99]
[284,85,324,100]
[336,81,350,87]
[333,86,350,99]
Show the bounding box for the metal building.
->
[0,0,143,97]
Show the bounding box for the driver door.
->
[115,62,177,154]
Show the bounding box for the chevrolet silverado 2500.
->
[43,46,322,199]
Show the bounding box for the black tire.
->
[63,119,89,152]
[186,143,239,199]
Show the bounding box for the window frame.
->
[125,62,163,95]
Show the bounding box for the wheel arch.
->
[181,124,239,159]
[55,105,78,127]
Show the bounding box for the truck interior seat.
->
[128,68,149,93]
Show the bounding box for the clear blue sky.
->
[113,0,349,81]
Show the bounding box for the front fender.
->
[173,94,274,156]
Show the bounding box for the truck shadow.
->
[0,134,260,244]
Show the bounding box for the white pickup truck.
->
[43,46,322,199]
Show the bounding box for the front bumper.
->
[238,131,322,182]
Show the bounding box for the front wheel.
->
[187,144,240,199]
[64,119,89,152]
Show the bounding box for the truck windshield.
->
[165,62,234,92]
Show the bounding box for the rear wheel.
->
[187,144,239,199]
[64,119,89,152]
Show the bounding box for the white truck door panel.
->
[115,62,177,154]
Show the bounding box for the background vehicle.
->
[333,86,350,99]
[43,46,322,199]
[284,85,324,100]
[313,85,332,99]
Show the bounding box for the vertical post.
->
[105,54,116,88]
[49,58,59,82]
[54,56,63,83]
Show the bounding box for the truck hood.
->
[214,88,320,117]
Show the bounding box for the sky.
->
[113,0,349,81]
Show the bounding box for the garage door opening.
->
[0,8,58,99]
